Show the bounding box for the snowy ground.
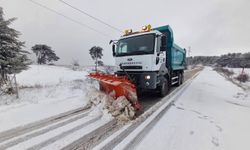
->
[1,65,250,150]
[132,67,250,150]
[0,65,100,132]
[0,65,135,150]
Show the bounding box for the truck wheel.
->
[180,73,184,84]
[177,73,182,86]
[159,78,169,97]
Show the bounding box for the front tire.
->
[158,78,169,97]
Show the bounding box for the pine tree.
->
[89,46,103,71]
[187,52,250,68]
[0,7,30,84]
[31,44,60,64]
[97,60,104,66]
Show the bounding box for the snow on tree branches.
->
[31,44,60,65]
[0,7,30,84]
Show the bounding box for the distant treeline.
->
[187,52,250,68]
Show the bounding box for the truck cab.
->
[112,25,186,96]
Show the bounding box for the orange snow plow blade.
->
[88,73,141,110]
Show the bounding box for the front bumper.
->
[116,71,158,89]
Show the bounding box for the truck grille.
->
[120,66,142,70]
[116,72,141,85]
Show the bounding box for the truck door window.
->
[157,36,161,53]
[120,43,128,53]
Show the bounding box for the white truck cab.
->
[115,30,166,72]
[111,25,186,97]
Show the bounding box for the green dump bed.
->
[154,25,186,71]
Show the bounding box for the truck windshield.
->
[116,34,155,57]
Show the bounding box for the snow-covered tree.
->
[89,46,103,71]
[31,44,60,64]
[0,7,30,84]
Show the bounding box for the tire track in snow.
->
[0,106,90,144]
[27,115,102,150]
[0,110,90,149]
[61,119,117,150]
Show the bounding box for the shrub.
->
[235,73,249,83]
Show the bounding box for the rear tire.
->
[177,73,182,86]
[180,73,184,84]
[158,78,169,97]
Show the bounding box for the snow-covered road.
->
[130,67,250,150]
[0,65,202,150]
[3,65,247,150]
[92,68,201,150]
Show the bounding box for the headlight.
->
[145,75,151,80]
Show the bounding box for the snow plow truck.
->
[89,25,186,111]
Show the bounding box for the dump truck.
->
[89,25,186,111]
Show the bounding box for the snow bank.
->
[81,65,116,75]
[1,65,91,105]
[0,65,95,132]
[16,65,87,87]
[86,89,135,124]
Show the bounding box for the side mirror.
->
[112,44,116,56]
[160,35,167,51]
[109,40,113,45]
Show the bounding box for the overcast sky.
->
[1,0,250,65]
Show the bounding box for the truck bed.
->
[154,25,186,71]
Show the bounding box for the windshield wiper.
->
[117,50,152,56]
[128,51,152,55]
